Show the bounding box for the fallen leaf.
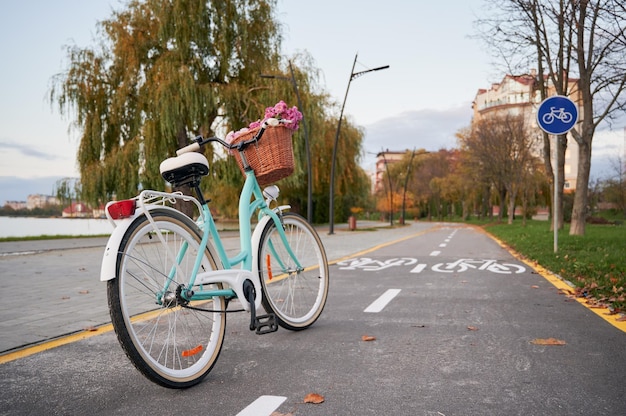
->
[61,296,70,300]
[78,290,89,295]
[531,285,539,289]
[467,326,479,331]
[361,335,376,342]
[303,393,325,404]
[531,338,566,346]
[616,316,626,322]
[84,326,98,332]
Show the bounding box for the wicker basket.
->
[231,125,295,186]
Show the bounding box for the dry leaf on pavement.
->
[361,335,376,341]
[303,393,325,404]
[531,337,566,346]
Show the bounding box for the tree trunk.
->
[498,185,506,221]
[507,189,517,225]
[570,139,592,235]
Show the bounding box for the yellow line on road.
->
[328,225,443,265]
[0,323,114,364]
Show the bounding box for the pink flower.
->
[231,101,302,140]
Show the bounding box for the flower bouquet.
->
[227,101,302,186]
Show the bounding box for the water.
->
[0,217,114,238]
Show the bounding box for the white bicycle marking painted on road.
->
[336,257,418,271]
[337,257,526,274]
[431,259,526,274]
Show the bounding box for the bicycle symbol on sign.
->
[431,259,525,274]
[541,107,573,124]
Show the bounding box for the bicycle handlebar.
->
[175,117,286,156]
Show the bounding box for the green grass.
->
[483,220,626,312]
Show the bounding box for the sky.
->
[0,0,624,204]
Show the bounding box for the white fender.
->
[250,213,273,278]
[250,205,290,283]
[100,205,183,282]
[100,216,135,282]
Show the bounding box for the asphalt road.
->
[1,221,625,415]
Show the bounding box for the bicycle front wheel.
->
[107,209,226,388]
[258,212,329,330]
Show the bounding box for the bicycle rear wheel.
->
[258,212,329,330]
[107,208,226,388]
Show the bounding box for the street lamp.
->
[260,61,313,223]
[379,149,394,227]
[400,149,417,225]
[328,54,389,234]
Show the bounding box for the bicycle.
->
[541,106,573,124]
[99,118,329,388]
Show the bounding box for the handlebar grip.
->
[176,142,200,156]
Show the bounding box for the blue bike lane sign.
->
[537,95,578,135]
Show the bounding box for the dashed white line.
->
[237,395,287,416]
[410,263,428,273]
[430,251,441,256]
[364,289,401,313]
[439,243,446,247]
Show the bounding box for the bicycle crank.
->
[243,280,278,335]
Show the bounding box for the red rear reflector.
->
[107,200,136,219]
[266,254,273,280]
[182,345,203,357]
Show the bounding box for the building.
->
[4,201,27,210]
[373,150,406,193]
[472,70,582,191]
[62,202,91,218]
[26,194,59,210]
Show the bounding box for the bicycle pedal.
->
[254,314,278,335]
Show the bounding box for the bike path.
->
[1,222,624,415]
[1,220,624,362]
[0,220,433,358]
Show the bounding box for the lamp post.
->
[328,53,389,234]
[400,149,416,225]
[260,61,313,223]
[380,149,394,227]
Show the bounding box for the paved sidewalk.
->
[0,220,438,354]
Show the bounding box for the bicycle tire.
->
[542,113,554,124]
[258,212,329,330]
[107,209,226,388]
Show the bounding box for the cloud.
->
[0,176,64,205]
[0,140,62,161]
[358,105,623,180]
[360,104,473,169]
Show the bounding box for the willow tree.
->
[51,0,281,207]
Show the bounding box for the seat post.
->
[192,181,208,205]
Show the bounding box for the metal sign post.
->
[536,95,578,253]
